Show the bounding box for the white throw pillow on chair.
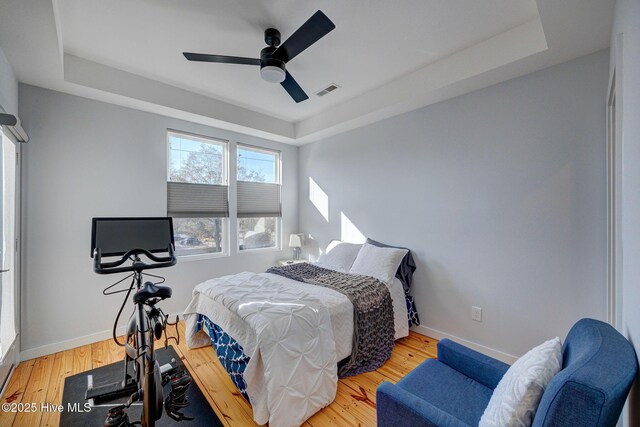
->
[479,337,562,427]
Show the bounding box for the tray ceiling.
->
[0,0,614,143]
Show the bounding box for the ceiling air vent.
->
[316,83,340,97]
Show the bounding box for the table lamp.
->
[288,234,303,260]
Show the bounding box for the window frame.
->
[236,143,282,252]
[167,129,230,258]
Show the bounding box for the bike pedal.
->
[104,405,132,427]
[171,371,191,387]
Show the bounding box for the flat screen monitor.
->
[91,217,174,258]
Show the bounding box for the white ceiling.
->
[0,0,614,144]
[57,0,539,122]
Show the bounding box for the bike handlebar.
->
[93,247,177,274]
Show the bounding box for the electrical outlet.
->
[472,306,482,322]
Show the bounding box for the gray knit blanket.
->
[266,263,395,377]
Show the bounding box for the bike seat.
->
[133,281,172,305]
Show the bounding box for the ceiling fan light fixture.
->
[183,10,335,102]
[260,65,286,83]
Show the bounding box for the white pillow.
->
[479,337,562,427]
[316,241,362,272]
[349,243,407,284]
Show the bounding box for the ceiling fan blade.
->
[183,52,260,66]
[273,10,335,63]
[280,71,309,103]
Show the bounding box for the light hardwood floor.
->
[0,322,437,426]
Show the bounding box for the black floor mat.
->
[61,346,222,426]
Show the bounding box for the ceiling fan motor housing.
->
[264,28,281,47]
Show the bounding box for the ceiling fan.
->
[183,10,335,103]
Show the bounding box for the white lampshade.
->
[288,234,303,248]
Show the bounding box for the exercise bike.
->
[88,217,192,427]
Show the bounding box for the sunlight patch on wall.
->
[309,177,329,221]
[341,212,366,243]
[307,233,321,261]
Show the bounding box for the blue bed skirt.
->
[195,314,250,400]
[196,295,419,399]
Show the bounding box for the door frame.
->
[606,68,622,330]
[0,129,21,394]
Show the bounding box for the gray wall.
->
[299,50,609,359]
[18,85,298,355]
[611,0,640,424]
[0,47,18,115]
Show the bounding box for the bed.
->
[183,239,419,427]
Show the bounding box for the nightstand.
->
[277,259,308,267]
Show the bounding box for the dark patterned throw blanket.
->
[266,263,395,377]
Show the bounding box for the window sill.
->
[177,251,229,263]
[237,246,283,255]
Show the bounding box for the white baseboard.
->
[0,364,15,399]
[21,319,518,365]
[412,324,518,364]
[20,326,128,361]
[20,313,183,361]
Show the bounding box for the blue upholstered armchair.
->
[377,319,638,427]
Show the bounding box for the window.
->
[172,218,226,256]
[237,145,279,183]
[239,217,280,251]
[167,130,228,256]
[237,145,281,251]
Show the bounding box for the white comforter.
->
[184,271,409,426]
[184,272,341,426]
